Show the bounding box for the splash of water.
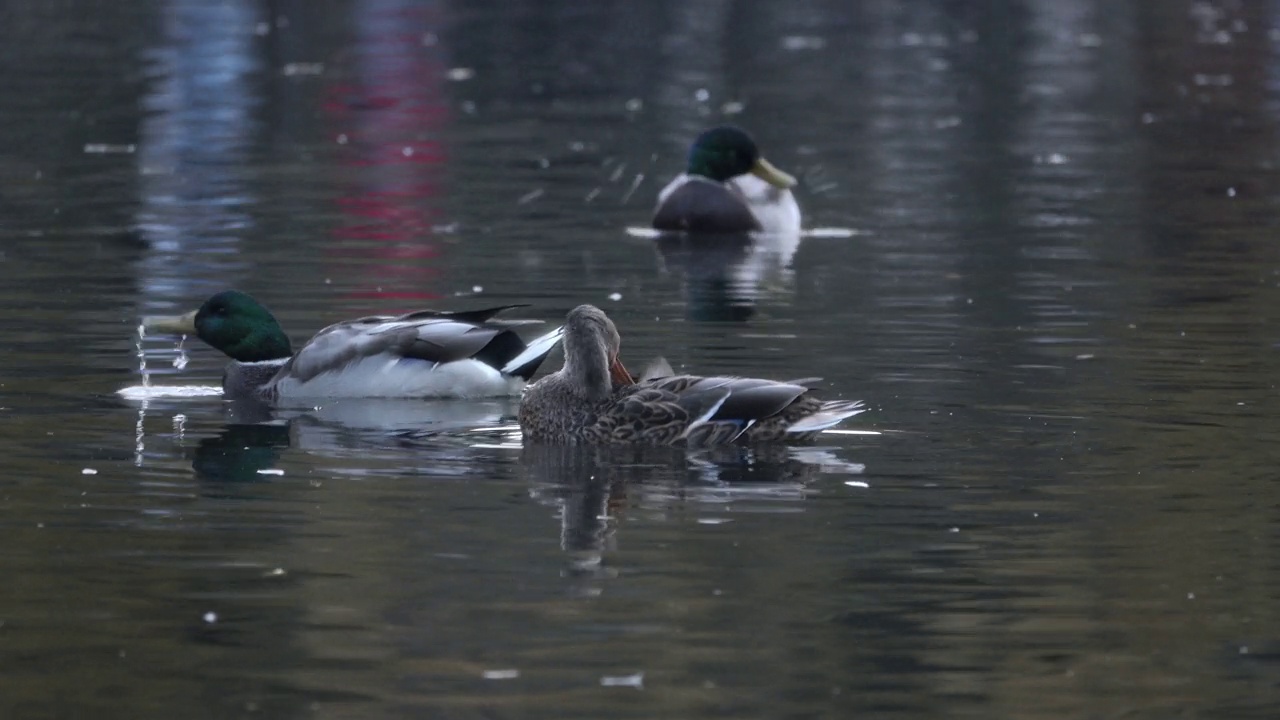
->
[135,324,148,466]
[173,335,189,369]
[136,323,150,388]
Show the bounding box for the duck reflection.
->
[653,228,802,322]
[193,421,292,484]
[192,398,515,483]
[521,442,864,570]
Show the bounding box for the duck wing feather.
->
[285,307,534,383]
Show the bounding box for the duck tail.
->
[785,400,866,434]
[502,325,565,380]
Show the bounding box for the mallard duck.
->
[142,290,563,403]
[518,305,865,444]
[652,126,802,235]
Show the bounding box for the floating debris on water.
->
[203,612,218,624]
[780,35,827,51]
[844,480,870,488]
[81,468,98,475]
[482,669,520,680]
[803,227,865,238]
[282,63,324,76]
[624,226,661,239]
[84,143,136,154]
[608,292,622,302]
[518,188,544,204]
[446,67,475,81]
[256,469,285,476]
[601,672,644,689]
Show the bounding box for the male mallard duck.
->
[518,305,865,444]
[142,291,563,402]
[652,126,802,235]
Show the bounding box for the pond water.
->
[2,0,1280,717]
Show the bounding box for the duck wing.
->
[638,374,863,444]
[642,375,808,422]
[284,306,549,383]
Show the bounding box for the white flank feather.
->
[274,357,525,399]
[785,400,867,433]
[727,174,802,236]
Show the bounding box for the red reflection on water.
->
[322,1,452,313]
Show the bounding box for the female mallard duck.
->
[142,290,563,403]
[518,305,865,444]
[652,126,801,235]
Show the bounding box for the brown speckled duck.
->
[518,305,866,444]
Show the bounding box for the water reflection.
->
[134,0,264,304]
[322,0,453,307]
[193,421,291,484]
[522,441,865,562]
[652,229,801,320]
[8,0,1280,717]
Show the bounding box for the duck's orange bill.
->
[609,355,635,386]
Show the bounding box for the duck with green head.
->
[652,126,801,235]
[142,291,564,403]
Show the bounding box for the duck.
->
[142,290,564,403]
[518,305,865,444]
[652,126,802,235]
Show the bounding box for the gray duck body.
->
[517,305,865,446]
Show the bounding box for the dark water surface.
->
[3,0,1280,717]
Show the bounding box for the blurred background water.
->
[2,0,1280,717]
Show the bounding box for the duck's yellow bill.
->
[142,310,198,334]
[609,356,636,386]
[751,157,797,189]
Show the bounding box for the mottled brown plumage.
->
[518,305,865,445]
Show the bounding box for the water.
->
[3,0,1280,717]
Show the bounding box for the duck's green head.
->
[143,291,292,362]
[686,126,797,188]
